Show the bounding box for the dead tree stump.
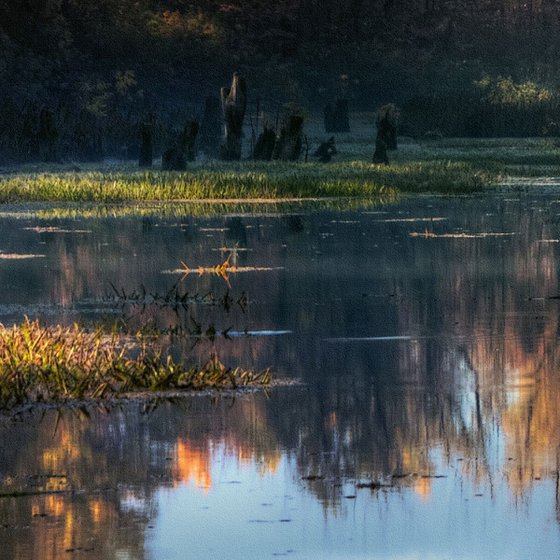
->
[376,104,398,150]
[253,124,276,160]
[220,73,247,160]
[162,120,199,171]
[198,96,222,157]
[372,139,389,165]
[38,108,58,163]
[334,99,350,132]
[139,121,153,167]
[324,99,350,133]
[314,136,337,163]
[184,121,199,162]
[273,115,304,161]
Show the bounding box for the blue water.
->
[1,191,560,559]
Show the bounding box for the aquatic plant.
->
[107,282,247,312]
[0,318,271,410]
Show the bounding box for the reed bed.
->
[0,318,271,410]
[0,159,488,204]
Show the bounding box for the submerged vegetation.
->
[0,319,271,411]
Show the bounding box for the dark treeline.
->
[2,0,560,162]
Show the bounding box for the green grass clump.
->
[0,318,271,410]
[0,158,488,204]
[6,135,558,204]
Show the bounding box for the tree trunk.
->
[84,120,103,162]
[184,120,199,162]
[162,120,199,171]
[273,115,304,161]
[220,73,247,160]
[313,136,337,162]
[38,108,58,163]
[198,96,222,158]
[376,104,398,150]
[253,124,276,160]
[139,122,153,168]
[372,139,389,165]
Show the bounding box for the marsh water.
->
[1,189,560,559]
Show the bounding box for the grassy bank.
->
[0,136,557,204]
[0,159,488,204]
[0,319,271,411]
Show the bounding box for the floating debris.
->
[374,217,447,223]
[324,336,412,342]
[164,255,283,285]
[410,231,516,239]
[212,247,252,252]
[23,227,91,233]
[226,330,292,337]
[0,253,45,260]
[356,481,390,489]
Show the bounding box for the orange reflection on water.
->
[414,477,432,502]
[173,439,212,492]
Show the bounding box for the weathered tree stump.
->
[324,99,350,133]
[372,139,389,165]
[334,99,350,132]
[184,120,199,162]
[38,108,58,163]
[273,115,304,161]
[376,104,398,150]
[198,96,222,158]
[220,73,247,160]
[253,124,277,160]
[314,136,337,163]
[139,121,153,167]
[162,120,199,171]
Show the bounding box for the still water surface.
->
[1,191,560,559]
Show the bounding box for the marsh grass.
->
[0,318,271,410]
[404,137,560,171]
[31,197,393,220]
[0,158,487,204]
[0,137,555,205]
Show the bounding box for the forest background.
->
[1,0,559,162]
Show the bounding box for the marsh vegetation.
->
[0,318,271,411]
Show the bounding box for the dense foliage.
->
[2,0,560,161]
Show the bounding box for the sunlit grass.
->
[31,197,394,220]
[0,318,271,410]
[1,136,556,204]
[0,159,488,203]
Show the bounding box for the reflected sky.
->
[1,192,560,558]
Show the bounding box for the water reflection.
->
[1,192,560,557]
